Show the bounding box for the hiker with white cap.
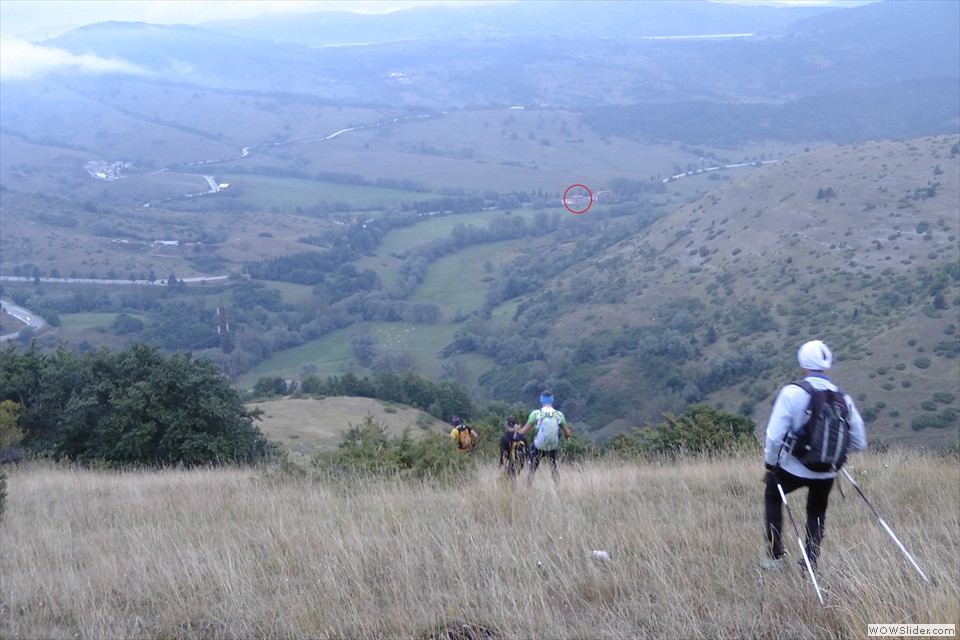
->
[761,340,867,570]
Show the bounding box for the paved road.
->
[0,275,229,342]
[0,275,229,286]
[0,298,45,342]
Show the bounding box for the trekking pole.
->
[778,483,825,605]
[840,468,930,583]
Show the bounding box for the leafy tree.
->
[112,313,144,335]
[0,343,276,467]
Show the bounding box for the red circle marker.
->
[563,184,592,214]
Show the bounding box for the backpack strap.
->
[789,380,817,431]
[780,380,816,459]
[792,379,845,407]
[791,379,814,395]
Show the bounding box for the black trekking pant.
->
[764,468,834,567]
[529,448,559,482]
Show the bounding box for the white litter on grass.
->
[592,550,611,560]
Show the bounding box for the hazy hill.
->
[1,1,954,178]
[20,1,956,113]
[201,0,834,46]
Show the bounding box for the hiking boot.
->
[758,557,787,570]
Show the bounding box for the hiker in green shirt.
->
[517,391,571,482]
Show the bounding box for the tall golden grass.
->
[1,450,957,639]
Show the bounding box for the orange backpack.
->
[456,425,473,449]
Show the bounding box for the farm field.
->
[57,312,126,332]
[216,173,425,212]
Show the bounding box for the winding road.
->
[0,298,45,342]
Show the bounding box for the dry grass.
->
[249,396,449,464]
[1,450,957,639]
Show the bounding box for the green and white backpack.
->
[533,409,561,451]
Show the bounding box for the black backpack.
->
[788,380,852,472]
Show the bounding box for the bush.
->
[933,340,960,358]
[313,416,475,480]
[913,357,931,369]
[911,409,959,431]
[634,404,758,458]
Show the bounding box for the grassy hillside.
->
[493,135,959,446]
[249,396,449,464]
[2,450,957,639]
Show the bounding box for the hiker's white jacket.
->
[764,374,867,479]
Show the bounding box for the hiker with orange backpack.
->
[450,416,480,452]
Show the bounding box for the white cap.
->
[798,340,832,371]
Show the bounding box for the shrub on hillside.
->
[313,416,474,480]
[634,404,758,458]
[910,409,959,431]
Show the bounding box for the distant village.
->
[85,160,131,181]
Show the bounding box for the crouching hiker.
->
[499,418,527,479]
[762,340,867,571]
[518,391,571,483]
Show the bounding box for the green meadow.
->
[354,208,537,287]
[57,313,125,332]
[408,240,517,316]
[218,173,423,211]
[266,281,316,305]
[366,321,461,377]
[237,319,492,389]
[237,330,357,388]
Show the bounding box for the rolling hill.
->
[482,135,959,446]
